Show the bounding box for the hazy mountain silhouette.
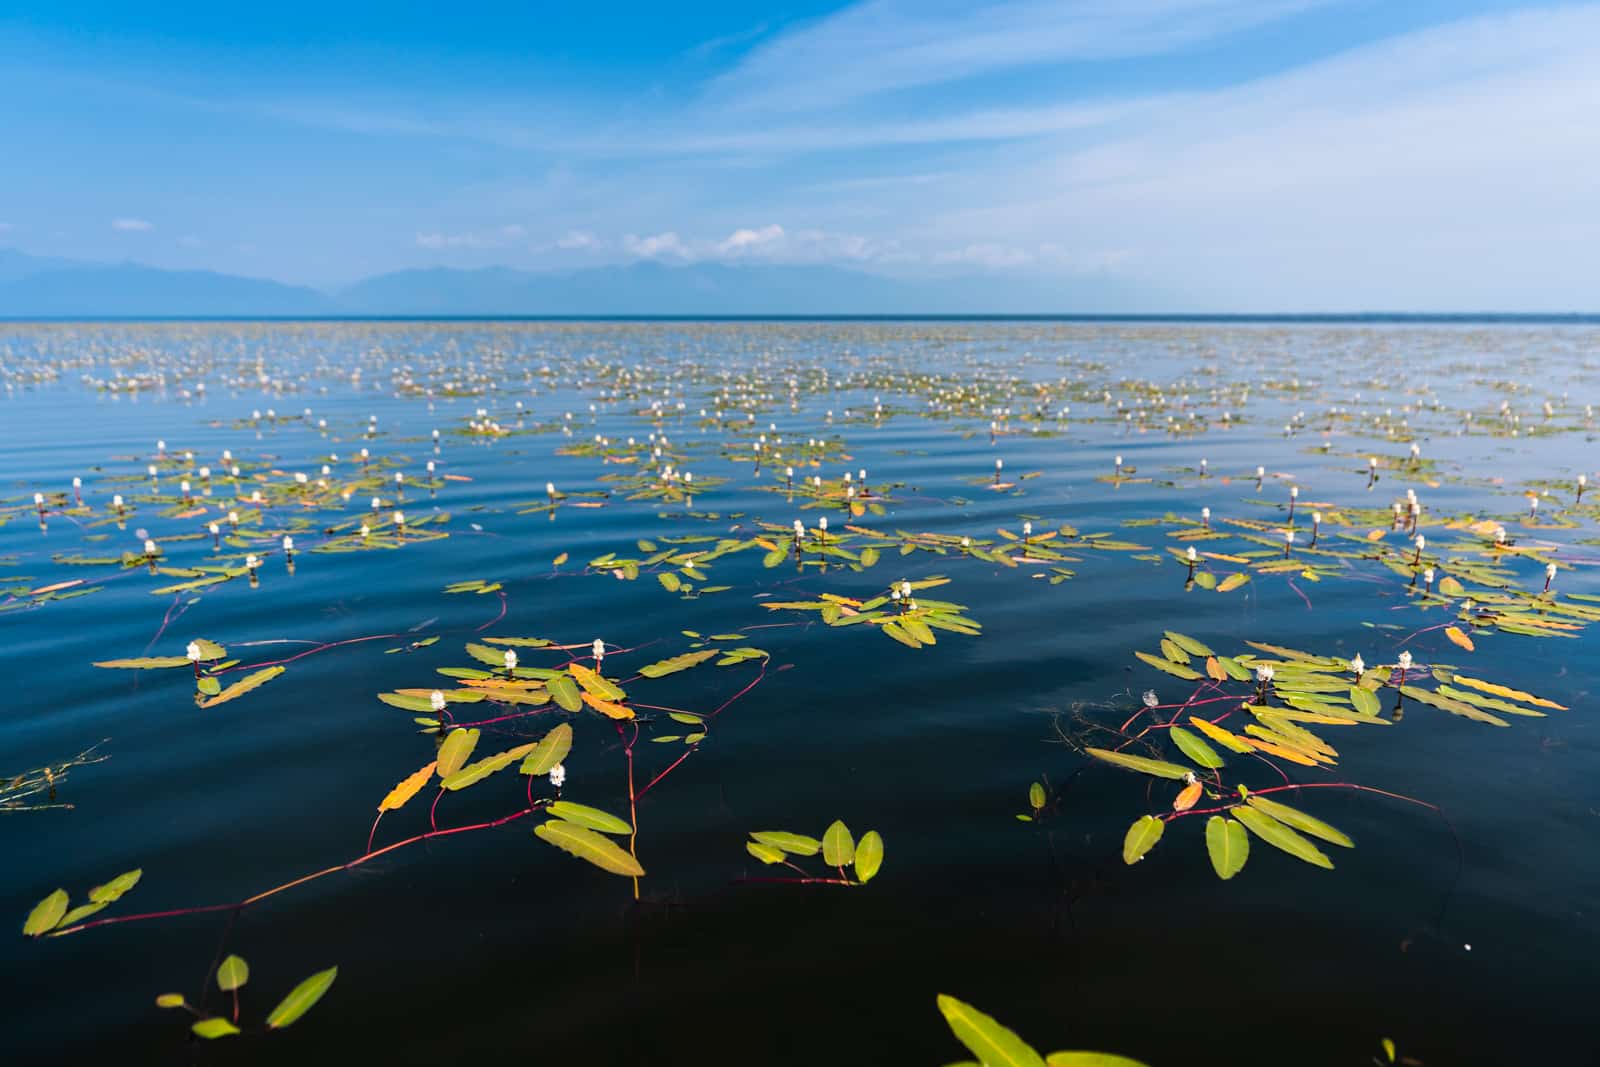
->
[0,248,1143,316]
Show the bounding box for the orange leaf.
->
[1205,656,1227,681]
[1173,781,1203,811]
[1443,626,1475,652]
[1366,529,1386,541]
[581,692,634,720]
[26,579,84,596]
[378,761,437,812]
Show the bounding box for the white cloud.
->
[920,5,1600,306]
[622,231,692,260]
[556,229,603,251]
[415,223,528,250]
[111,218,153,231]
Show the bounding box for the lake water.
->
[2,320,1596,1066]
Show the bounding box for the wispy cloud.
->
[111,218,153,232]
[705,0,1334,112]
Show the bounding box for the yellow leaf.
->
[1188,716,1255,754]
[568,662,624,700]
[378,761,437,812]
[581,691,634,719]
[1242,736,1321,767]
[1443,626,1475,652]
[553,552,569,565]
[1450,675,1566,710]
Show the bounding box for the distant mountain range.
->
[0,247,1142,317]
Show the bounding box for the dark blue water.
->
[2,321,1596,1066]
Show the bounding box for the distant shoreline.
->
[2,313,1598,325]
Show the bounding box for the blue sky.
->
[2,1,1597,307]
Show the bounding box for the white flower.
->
[33,492,43,505]
[960,535,971,548]
[504,649,518,670]
[1546,562,1558,581]
[144,539,158,555]
[1114,455,1123,467]
[1290,486,1299,498]
[245,554,259,569]
[1312,511,1322,524]
[548,764,567,788]
[209,522,219,535]
[1186,546,1197,563]
[1423,567,1434,584]
[1142,689,1159,708]
[1201,506,1210,521]
[592,638,605,661]
[393,511,405,526]
[1415,535,1426,551]
[1285,529,1295,544]
[395,472,404,484]
[430,690,447,712]
[793,519,804,537]
[1256,466,1265,478]
[294,472,308,484]
[900,580,913,599]
[1350,654,1365,675]
[819,516,828,531]
[1398,651,1413,670]
[995,458,1003,470]
[1255,664,1275,682]
[282,536,294,551]
[1022,521,1032,537]
[186,641,202,662]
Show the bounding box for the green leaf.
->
[1167,727,1224,769]
[435,728,481,778]
[87,868,142,903]
[1045,1054,1151,1066]
[1233,806,1333,870]
[464,641,512,666]
[57,901,109,926]
[657,571,682,592]
[749,831,821,856]
[155,993,187,1009]
[1083,747,1191,780]
[216,955,250,992]
[1028,782,1046,810]
[192,1018,241,1039]
[1348,687,1381,716]
[441,743,536,791]
[855,830,884,883]
[637,649,718,678]
[199,665,285,709]
[547,674,582,712]
[520,723,572,776]
[1204,816,1249,880]
[822,819,856,866]
[1245,795,1353,848]
[936,995,1047,1067]
[265,967,339,1029]
[23,889,68,936]
[547,801,632,834]
[535,820,645,877]
[746,841,787,864]
[1121,815,1164,865]
[1134,651,1202,680]
[1162,631,1213,657]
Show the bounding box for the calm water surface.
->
[1,321,1596,1066]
